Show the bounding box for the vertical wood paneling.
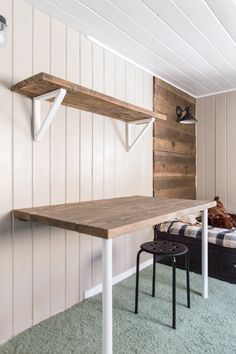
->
[104,51,116,198]
[65,27,80,308]
[114,56,126,275]
[115,57,126,197]
[0,0,13,341]
[197,90,236,213]
[0,0,153,342]
[125,62,136,269]
[226,92,236,213]
[215,94,227,206]
[104,50,117,274]
[50,18,66,315]
[79,34,93,299]
[13,0,33,335]
[143,72,153,197]
[92,43,104,286]
[133,68,146,254]
[138,71,153,261]
[196,98,205,199]
[32,8,51,324]
[203,96,216,199]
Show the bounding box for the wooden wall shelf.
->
[11,72,166,149]
[11,72,165,123]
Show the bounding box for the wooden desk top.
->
[13,196,216,239]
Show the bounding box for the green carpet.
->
[1,264,236,354]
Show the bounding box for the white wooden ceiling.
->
[23,0,236,97]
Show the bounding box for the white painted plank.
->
[204,96,216,199]
[45,0,201,96]
[114,56,126,275]
[0,0,13,341]
[143,0,235,87]
[80,0,212,94]
[215,93,227,207]
[226,91,236,213]
[124,61,136,269]
[133,68,148,257]
[50,17,66,315]
[176,0,236,71]
[23,0,236,96]
[32,8,51,324]
[205,0,236,44]
[104,50,116,198]
[12,0,33,335]
[112,0,222,91]
[79,34,93,299]
[65,27,80,307]
[196,98,205,199]
[103,50,117,275]
[91,43,104,286]
[138,71,153,261]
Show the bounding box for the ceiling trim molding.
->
[196,86,236,99]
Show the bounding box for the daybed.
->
[155,221,236,284]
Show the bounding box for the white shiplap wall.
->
[0,0,153,342]
[196,90,236,213]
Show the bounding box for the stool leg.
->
[186,252,190,308]
[135,250,143,314]
[172,256,176,330]
[152,254,156,297]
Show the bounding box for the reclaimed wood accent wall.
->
[153,77,196,199]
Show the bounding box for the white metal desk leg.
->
[102,239,113,354]
[202,209,208,298]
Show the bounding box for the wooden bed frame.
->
[155,228,236,284]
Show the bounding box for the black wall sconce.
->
[176,106,197,124]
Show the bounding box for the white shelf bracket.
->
[33,88,67,141]
[126,117,155,152]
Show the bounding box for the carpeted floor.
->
[1,264,236,354]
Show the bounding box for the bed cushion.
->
[156,220,236,248]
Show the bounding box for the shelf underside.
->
[11,72,165,123]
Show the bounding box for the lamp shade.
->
[176,105,197,124]
[0,15,7,45]
[179,108,197,124]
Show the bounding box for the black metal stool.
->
[135,240,190,329]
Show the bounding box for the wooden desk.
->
[13,196,216,354]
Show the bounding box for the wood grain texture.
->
[11,72,165,123]
[13,196,216,239]
[153,77,196,200]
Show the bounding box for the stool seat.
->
[141,240,188,257]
